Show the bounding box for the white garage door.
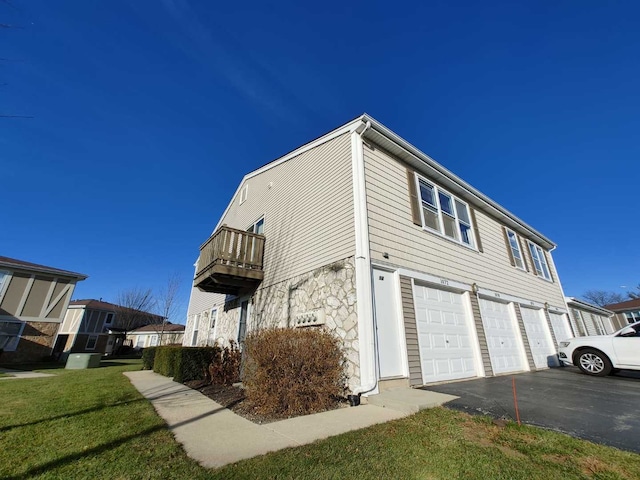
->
[479,298,527,375]
[413,285,478,384]
[548,312,573,344]
[520,307,557,369]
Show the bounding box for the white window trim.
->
[239,185,248,204]
[104,313,114,325]
[85,335,98,351]
[527,241,552,281]
[505,228,526,271]
[0,270,12,304]
[246,215,265,234]
[0,320,25,352]
[210,307,218,329]
[191,314,200,346]
[414,173,477,250]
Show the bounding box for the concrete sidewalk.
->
[125,371,417,468]
[0,368,56,379]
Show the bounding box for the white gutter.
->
[350,120,378,396]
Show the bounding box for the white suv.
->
[558,321,640,376]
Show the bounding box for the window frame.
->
[239,185,248,204]
[505,228,526,271]
[0,270,11,304]
[104,313,114,325]
[0,320,25,352]
[246,216,265,234]
[415,174,476,249]
[191,314,200,346]
[527,241,552,281]
[210,307,218,329]
[85,335,98,350]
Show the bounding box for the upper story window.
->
[239,185,248,204]
[505,229,526,270]
[104,313,114,325]
[417,177,474,248]
[0,271,9,300]
[625,311,640,324]
[528,242,551,281]
[247,217,264,234]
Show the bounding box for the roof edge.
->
[566,297,614,315]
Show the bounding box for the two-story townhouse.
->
[565,297,615,337]
[604,298,640,330]
[185,114,573,395]
[0,256,87,363]
[56,299,164,358]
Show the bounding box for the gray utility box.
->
[65,353,102,369]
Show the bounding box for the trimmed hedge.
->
[141,347,157,370]
[242,328,348,417]
[153,346,217,383]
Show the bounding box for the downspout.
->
[349,119,378,403]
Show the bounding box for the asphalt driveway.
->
[424,367,640,453]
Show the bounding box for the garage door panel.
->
[414,284,478,384]
[520,307,557,368]
[479,298,527,375]
[549,312,573,343]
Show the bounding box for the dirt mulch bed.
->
[184,380,347,424]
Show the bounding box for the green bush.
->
[242,328,347,417]
[153,346,217,383]
[141,347,157,370]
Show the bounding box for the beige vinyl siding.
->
[399,275,422,386]
[22,276,53,317]
[468,294,493,376]
[363,145,565,307]
[216,133,355,287]
[187,287,226,316]
[0,274,30,316]
[513,305,536,370]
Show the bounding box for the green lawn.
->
[1,360,639,480]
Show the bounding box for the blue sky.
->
[2,1,638,321]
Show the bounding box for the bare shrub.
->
[208,341,241,385]
[242,328,347,417]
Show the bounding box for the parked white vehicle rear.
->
[558,321,640,376]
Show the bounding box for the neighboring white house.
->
[185,114,574,395]
[127,323,185,349]
[565,297,615,337]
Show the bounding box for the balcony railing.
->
[194,226,265,295]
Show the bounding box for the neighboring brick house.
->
[604,298,640,331]
[56,299,164,357]
[185,114,573,395]
[0,256,87,363]
[127,323,185,349]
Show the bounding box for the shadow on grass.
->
[0,362,63,372]
[0,386,185,433]
[4,405,230,480]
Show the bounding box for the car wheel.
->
[576,349,612,376]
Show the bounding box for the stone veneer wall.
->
[193,256,360,389]
[2,321,59,363]
[253,256,359,387]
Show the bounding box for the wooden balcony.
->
[194,226,265,295]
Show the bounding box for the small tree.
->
[627,284,640,300]
[115,288,156,336]
[582,290,625,307]
[155,274,182,345]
